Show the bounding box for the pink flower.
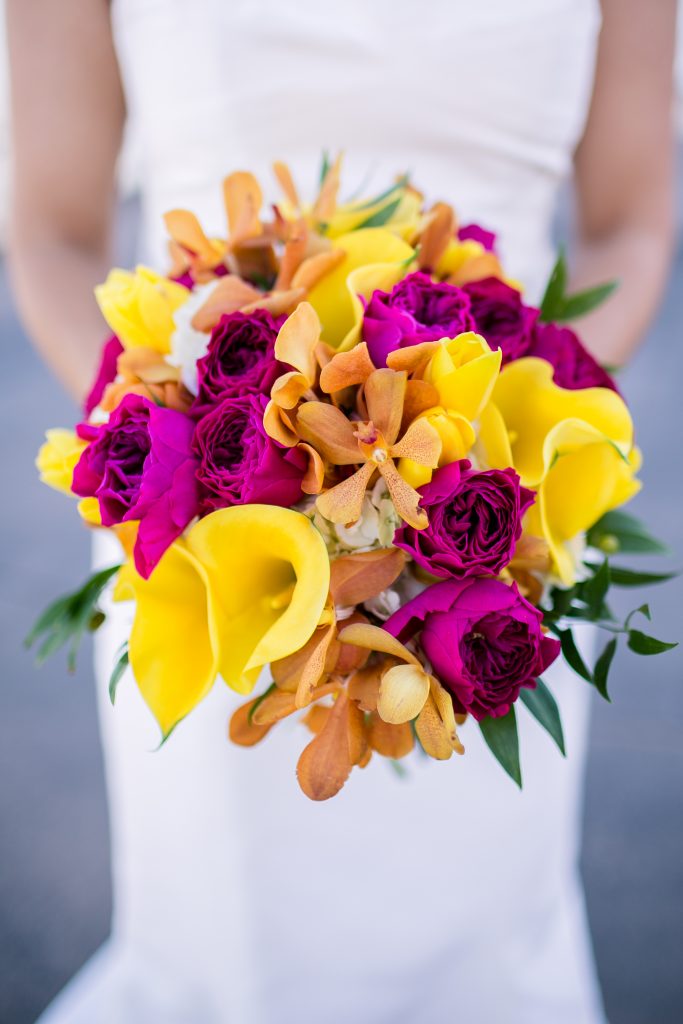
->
[385,578,560,720]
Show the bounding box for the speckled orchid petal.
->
[223,171,263,243]
[398,408,472,489]
[377,459,429,529]
[297,402,361,464]
[315,461,376,525]
[306,228,414,349]
[163,209,226,269]
[390,416,441,466]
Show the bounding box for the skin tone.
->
[6,0,677,405]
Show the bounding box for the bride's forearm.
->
[9,227,113,404]
[569,218,676,368]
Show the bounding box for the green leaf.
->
[519,680,565,755]
[556,627,593,682]
[625,604,651,630]
[587,510,670,556]
[355,196,402,229]
[582,559,611,618]
[109,645,129,705]
[388,759,408,779]
[627,630,678,655]
[479,706,522,787]
[539,249,568,323]
[319,150,331,187]
[555,280,618,321]
[353,174,410,211]
[593,637,617,701]
[26,564,121,671]
[604,565,678,587]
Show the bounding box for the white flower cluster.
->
[167,282,220,395]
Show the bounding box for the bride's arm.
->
[572,0,677,367]
[6,0,125,403]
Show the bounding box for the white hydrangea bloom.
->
[167,281,221,395]
[305,479,401,558]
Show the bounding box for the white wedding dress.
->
[39,2,607,1022]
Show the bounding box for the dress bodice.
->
[112,0,600,299]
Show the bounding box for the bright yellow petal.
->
[426,333,502,422]
[474,401,513,470]
[185,506,330,692]
[306,229,414,349]
[113,545,217,738]
[95,266,189,354]
[377,664,430,724]
[36,429,86,494]
[77,497,102,525]
[493,358,634,486]
[398,408,475,487]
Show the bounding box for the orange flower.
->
[297,367,441,529]
[101,348,192,414]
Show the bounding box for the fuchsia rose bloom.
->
[457,223,496,251]
[386,578,560,720]
[362,272,475,367]
[72,394,199,578]
[192,309,283,416]
[193,393,307,513]
[83,334,124,416]
[528,321,618,391]
[463,277,538,363]
[394,461,535,579]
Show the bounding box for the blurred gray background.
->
[1,12,683,1024]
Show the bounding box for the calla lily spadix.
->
[114,505,330,738]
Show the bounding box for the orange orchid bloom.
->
[101,348,192,414]
[296,366,441,529]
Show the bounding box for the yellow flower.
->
[397,332,502,487]
[36,429,86,494]
[114,505,331,737]
[306,228,414,350]
[489,358,641,584]
[95,266,190,354]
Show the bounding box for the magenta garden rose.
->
[528,321,617,391]
[192,309,283,415]
[362,271,475,367]
[463,277,538,363]
[72,393,199,578]
[394,461,535,579]
[386,578,560,720]
[457,223,496,251]
[83,334,124,416]
[193,393,307,513]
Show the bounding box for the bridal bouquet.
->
[31,159,676,799]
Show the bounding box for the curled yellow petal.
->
[95,266,189,354]
[338,622,421,668]
[36,429,86,494]
[185,505,331,692]
[377,663,430,724]
[114,544,217,739]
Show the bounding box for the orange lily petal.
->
[228,699,273,747]
[330,548,406,606]
[367,714,414,758]
[315,462,376,525]
[298,442,326,494]
[297,402,361,464]
[191,276,262,332]
[319,342,376,394]
[223,171,263,242]
[275,301,320,380]
[364,369,406,445]
[337,621,421,668]
[296,690,352,801]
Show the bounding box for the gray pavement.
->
[0,218,682,1024]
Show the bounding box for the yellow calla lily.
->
[114,505,330,737]
[491,358,640,584]
[306,228,414,350]
[36,429,86,494]
[95,266,190,354]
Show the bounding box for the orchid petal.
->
[297,402,361,464]
[337,622,421,668]
[377,663,430,724]
[378,459,429,529]
[315,462,376,525]
[319,342,376,394]
[364,368,406,444]
[274,302,320,381]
